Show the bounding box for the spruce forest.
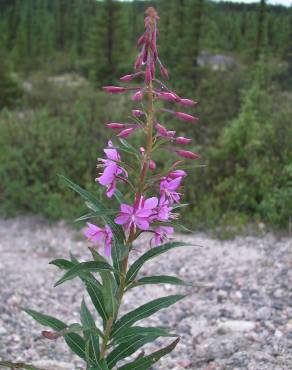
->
[0,0,291,234]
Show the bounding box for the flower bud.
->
[120,74,135,82]
[132,109,144,118]
[145,64,152,85]
[139,147,145,156]
[117,127,136,138]
[175,112,199,123]
[149,160,156,170]
[177,98,197,106]
[134,53,143,70]
[137,34,145,47]
[132,91,143,101]
[156,92,177,102]
[107,123,126,130]
[176,150,200,160]
[175,136,192,144]
[156,123,176,138]
[160,65,169,80]
[168,170,188,179]
[103,86,126,94]
[42,330,59,340]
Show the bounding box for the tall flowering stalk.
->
[6,7,201,370]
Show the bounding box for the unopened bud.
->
[176,150,200,160]
[132,110,144,118]
[134,53,143,70]
[160,65,169,80]
[132,91,143,101]
[175,136,192,144]
[149,160,156,170]
[177,98,197,106]
[103,86,126,94]
[42,330,60,340]
[107,123,126,130]
[120,74,135,82]
[168,170,188,179]
[175,112,199,123]
[145,64,152,85]
[156,92,177,102]
[117,127,136,138]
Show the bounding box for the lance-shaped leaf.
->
[117,338,180,370]
[50,257,108,324]
[75,209,118,222]
[81,300,100,366]
[128,275,191,289]
[107,335,162,369]
[23,309,87,360]
[111,295,185,338]
[126,242,188,284]
[89,248,118,318]
[59,175,125,243]
[0,362,44,370]
[112,326,175,345]
[55,261,115,287]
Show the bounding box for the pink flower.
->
[115,197,158,231]
[103,86,127,94]
[156,199,173,221]
[132,91,143,101]
[176,150,200,160]
[175,136,192,145]
[107,123,126,130]
[156,123,176,138]
[84,223,113,257]
[160,176,183,204]
[151,226,174,246]
[175,112,199,123]
[97,141,127,198]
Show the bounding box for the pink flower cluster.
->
[85,7,200,255]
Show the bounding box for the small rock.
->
[217,320,256,334]
[195,334,248,361]
[0,324,7,335]
[177,359,192,368]
[33,360,72,370]
[256,307,272,321]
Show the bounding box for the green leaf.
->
[49,256,108,324]
[0,362,44,370]
[89,248,118,318]
[55,261,116,287]
[129,275,191,289]
[118,138,139,157]
[80,300,100,366]
[59,175,125,244]
[84,277,109,325]
[64,332,87,360]
[113,189,127,204]
[23,308,67,331]
[107,335,159,369]
[111,243,129,285]
[112,326,175,345]
[49,258,75,270]
[111,295,185,338]
[126,242,188,284]
[23,308,87,360]
[75,210,117,222]
[117,338,180,370]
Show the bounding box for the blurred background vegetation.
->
[0,0,291,235]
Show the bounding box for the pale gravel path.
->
[0,216,292,370]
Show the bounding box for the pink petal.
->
[115,214,130,225]
[144,197,158,209]
[120,204,133,214]
[135,218,150,230]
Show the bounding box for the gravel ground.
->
[0,216,292,370]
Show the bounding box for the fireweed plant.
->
[2,7,202,370]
